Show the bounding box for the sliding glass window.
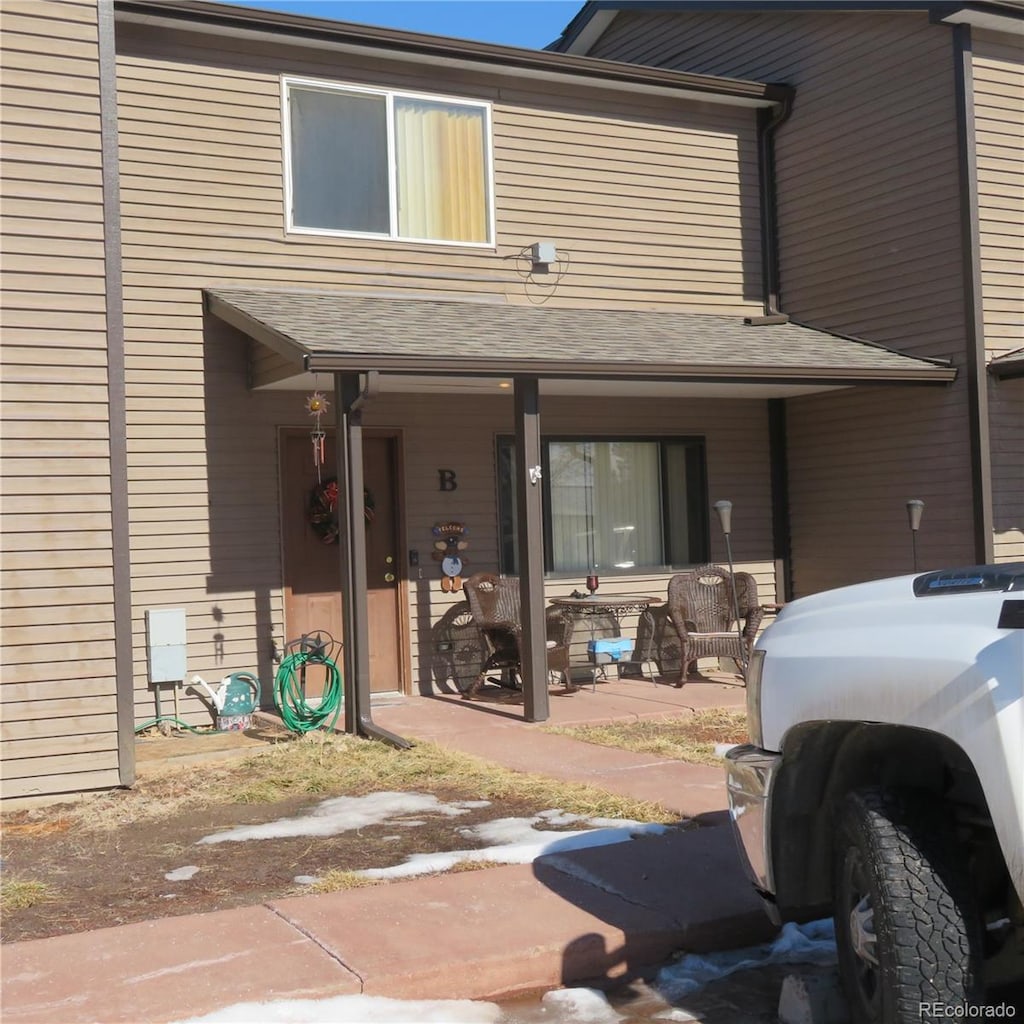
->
[285,79,493,245]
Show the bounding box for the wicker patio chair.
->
[666,564,764,685]
[462,573,574,699]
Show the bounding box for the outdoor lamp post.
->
[714,500,745,676]
[906,499,924,573]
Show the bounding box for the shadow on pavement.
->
[532,822,778,993]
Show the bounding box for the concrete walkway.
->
[2,678,774,1024]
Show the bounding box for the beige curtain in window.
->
[395,98,488,243]
[549,442,664,572]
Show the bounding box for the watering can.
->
[192,671,261,731]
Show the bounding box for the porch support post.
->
[335,373,361,736]
[335,372,412,748]
[514,375,549,723]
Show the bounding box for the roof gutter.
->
[114,0,786,107]
[303,352,955,385]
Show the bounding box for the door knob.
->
[384,572,396,583]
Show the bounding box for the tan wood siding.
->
[972,31,1024,362]
[973,32,1024,565]
[592,9,977,593]
[0,0,120,800]
[786,387,977,594]
[114,23,763,315]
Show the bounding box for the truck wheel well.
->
[771,722,991,920]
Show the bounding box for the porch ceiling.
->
[205,287,957,387]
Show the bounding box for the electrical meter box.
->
[146,608,187,685]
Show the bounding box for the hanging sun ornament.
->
[305,391,330,482]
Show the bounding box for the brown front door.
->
[280,429,403,694]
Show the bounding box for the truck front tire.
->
[833,787,983,1023]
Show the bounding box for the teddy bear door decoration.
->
[432,522,469,592]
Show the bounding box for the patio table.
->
[549,594,663,686]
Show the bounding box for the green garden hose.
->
[273,648,344,733]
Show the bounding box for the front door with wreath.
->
[279,429,403,694]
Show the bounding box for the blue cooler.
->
[588,637,634,665]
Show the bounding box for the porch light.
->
[713,500,745,676]
[906,499,924,572]
[714,499,733,536]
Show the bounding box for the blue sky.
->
[219,1,585,49]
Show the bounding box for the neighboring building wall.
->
[591,10,978,592]
[972,29,1024,562]
[112,23,774,725]
[0,0,122,798]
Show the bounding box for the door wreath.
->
[308,478,375,544]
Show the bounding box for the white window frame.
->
[281,75,496,248]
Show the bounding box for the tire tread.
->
[834,786,983,1023]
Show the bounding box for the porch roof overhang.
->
[205,288,956,388]
[988,348,1024,380]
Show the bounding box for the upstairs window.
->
[284,78,493,246]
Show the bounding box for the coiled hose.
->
[273,648,344,733]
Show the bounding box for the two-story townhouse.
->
[554,0,1024,594]
[1,0,958,800]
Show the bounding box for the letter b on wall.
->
[438,469,458,492]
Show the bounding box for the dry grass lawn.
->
[543,708,749,765]
[1,731,680,941]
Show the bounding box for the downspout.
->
[745,94,794,326]
[951,23,995,564]
[98,0,136,787]
[749,94,796,601]
[335,371,412,749]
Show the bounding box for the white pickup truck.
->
[725,564,1024,1023]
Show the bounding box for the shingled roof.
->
[206,288,955,385]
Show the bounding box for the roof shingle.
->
[206,288,956,384]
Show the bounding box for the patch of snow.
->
[292,875,319,886]
[170,994,502,1023]
[713,743,739,758]
[655,919,837,999]
[164,865,200,881]
[541,988,623,1022]
[170,989,636,1024]
[361,813,669,880]
[196,792,491,845]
